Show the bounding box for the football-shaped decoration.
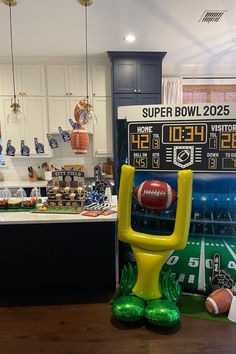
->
[177,149,190,163]
[70,127,89,155]
[205,288,233,314]
[79,99,86,107]
[74,103,84,123]
[133,180,177,210]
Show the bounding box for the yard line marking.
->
[223,239,236,261]
[221,244,224,247]
[231,245,235,248]
[197,242,200,245]
[211,243,214,246]
[206,243,209,246]
[216,244,219,246]
[192,242,195,245]
[198,236,206,292]
[188,274,195,284]
[187,241,190,245]
[165,250,175,263]
[178,274,185,282]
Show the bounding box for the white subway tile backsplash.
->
[0,136,110,181]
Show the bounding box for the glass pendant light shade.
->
[7,99,25,124]
[87,109,97,124]
[79,102,97,126]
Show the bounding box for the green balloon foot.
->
[112,296,146,322]
[144,299,180,326]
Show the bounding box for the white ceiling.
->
[0,0,236,76]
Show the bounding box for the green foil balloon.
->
[112,296,145,322]
[144,299,180,326]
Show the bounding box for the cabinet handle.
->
[24,92,27,96]
[134,89,137,93]
[138,90,141,93]
[70,93,72,96]
[93,93,96,97]
[66,92,68,96]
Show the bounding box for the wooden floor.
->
[0,297,235,354]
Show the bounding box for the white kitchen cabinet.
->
[0,65,14,96]
[46,66,68,97]
[91,63,111,97]
[0,97,52,156]
[48,97,71,132]
[18,65,46,96]
[48,96,93,134]
[68,65,89,97]
[46,65,91,97]
[0,64,46,96]
[92,97,113,157]
[46,63,111,98]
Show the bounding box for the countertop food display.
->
[0,199,117,224]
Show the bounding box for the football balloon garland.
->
[112,165,193,326]
[70,100,90,155]
[5,99,92,156]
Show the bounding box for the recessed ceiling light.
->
[124,35,136,42]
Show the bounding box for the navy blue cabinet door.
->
[138,93,161,105]
[113,94,138,118]
[113,60,137,93]
[138,60,162,94]
[113,59,162,94]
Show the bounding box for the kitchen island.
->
[0,209,117,304]
[0,209,117,224]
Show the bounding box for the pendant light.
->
[3,0,25,124]
[78,0,97,125]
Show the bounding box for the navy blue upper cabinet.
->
[138,60,162,94]
[108,51,166,94]
[113,59,137,93]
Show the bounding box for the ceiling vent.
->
[199,10,227,23]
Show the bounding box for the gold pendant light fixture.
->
[78,0,97,125]
[3,0,17,6]
[3,0,25,124]
[79,0,92,6]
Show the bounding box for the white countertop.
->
[0,180,48,188]
[0,209,117,224]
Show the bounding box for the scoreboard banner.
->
[118,102,236,121]
[118,103,236,173]
[117,102,236,296]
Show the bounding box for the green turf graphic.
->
[163,235,236,295]
[33,206,83,214]
[179,294,236,324]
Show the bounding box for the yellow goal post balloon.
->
[118,165,193,301]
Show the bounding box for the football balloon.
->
[133,180,177,210]
[205,288,233,314]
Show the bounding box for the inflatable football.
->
[133,180,177,210]
[205,288,233,314]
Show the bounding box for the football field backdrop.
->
[117,103,236,296]
[119,175,236,296]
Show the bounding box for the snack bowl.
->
[8,198,22,209]
[23,198,36,209]
[0,199,8,209]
